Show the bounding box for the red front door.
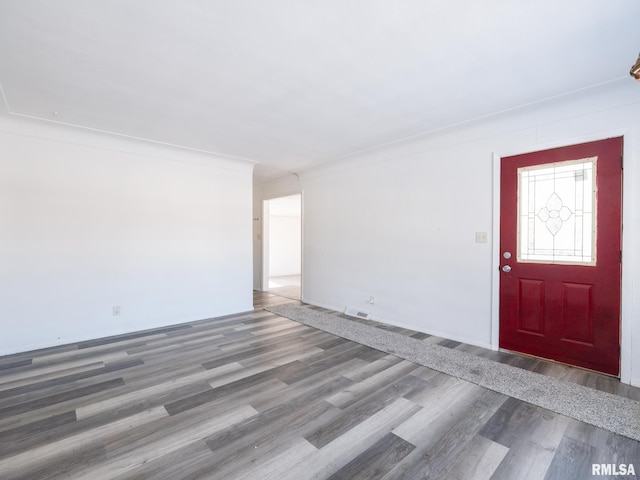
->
[499,138,622,376]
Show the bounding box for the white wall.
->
[268,214,301,277]
[0,115,254,355]
[301,79,640,386]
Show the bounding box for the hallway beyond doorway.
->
[268,274,301,300]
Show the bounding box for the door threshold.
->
[498,347,620,379]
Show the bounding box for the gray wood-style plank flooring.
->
[0,291,638,479]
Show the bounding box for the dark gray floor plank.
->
[317,336,353,350]
[164,368,281,415]
[0,378,125,419]
[543,437,594,480]
[0,357,143,400]
[202,400,336,478]
[385,388,508,480]
[409,332,431,340]
[0,359,33,371]
[110,439,215,480]
[438,339,463,348]
[248,357,366,412]
[325,360,421,409]
[0,411,77,458]
[305,373,426,449]
[356,347,391,362]
[479,397,541,448]
[201,329,325,370]
[488,409,570,480]
[328,433,415,480]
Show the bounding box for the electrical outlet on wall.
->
[112,306,121,316]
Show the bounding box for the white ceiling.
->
[1,1,639,181]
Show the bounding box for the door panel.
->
[518,279,545,334]
[561,282,593,345]
[500,138,622,376]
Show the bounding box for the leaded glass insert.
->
[517,157,596,265]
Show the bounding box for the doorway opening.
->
[263,194,301,300]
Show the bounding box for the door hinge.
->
[621,154,624,170]
[620,250,623,263]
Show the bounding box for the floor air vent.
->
[345,307,371,320]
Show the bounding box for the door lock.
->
[502,265,512,272]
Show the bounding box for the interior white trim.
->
[261,199,270,292]
[491,152,501,351]
[300,190,305,303]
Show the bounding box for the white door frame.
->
[261,193,303,297]
[261,199,271,291]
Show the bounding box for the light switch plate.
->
[475,232,488,243]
